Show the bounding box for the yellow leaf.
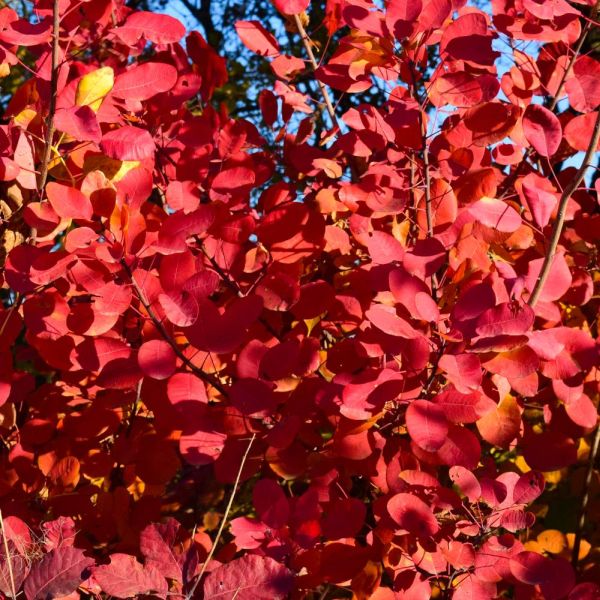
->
[537,529,566,554]
[75,66,114,112]
[14,108,37,128]
[83,154,140,181]
[566,533,591,560]
[543,469,563,484]
[514,455,531,473]
[524,540,543,553]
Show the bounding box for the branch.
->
[293,14,338,128]
[186,433,257,599]
[527,110,600,307]
[499,14,595,200]
[546,4,597,113]
[120,259,229,396]
[0,509,16,600]
[37,0,60,196]
[572,423,600,569]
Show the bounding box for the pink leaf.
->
[436,425,481,469]
[469,197,521,232]
[366,304,420,339]
[475,302,535,338]
[159,290,199,327]
[565,56,600,113]
[522,104,562,157]
[387,493,440,537]
[100,126,156,160]
[138,339,177,380]
[114,11,186,45]
[113,62,179,101]
[140,519,190,583]
[92,553,168,599]
[439,353,482,393]
[24,547,94,600]
[406,399,449,452]
[272,0,310,16]
[521,176,558,228]
[203,554,294,599]
[510,552,576,600]
[525,252,572,303]
[235,21,280,57]
[46,182,93,220]
[386,0,422,39]
[54,106,101,143]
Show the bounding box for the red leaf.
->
[253,479,290,529]
[475,302,535,338]
[476,397,521,448]
[386,0,422,39]
[468,197,521,232]
[525,252,571,303]
[436,425,481,469]
[0,17,52,46]
[565,56,600,113]
[366,304,420,339]
[100,126,156,160]
[523,0,580,19]
[167,371,208,406]
[92,553,168,599]
[185,295,263,354]
[203,554,294,599]
[235,21,280,57]
[113,62,179,101]
[510,552,576,600]
[522,104,562,157]
[138,339,177,380]
[54,106,101,143]
[438,353,482,393]
[521,176,558,228]
[114,11,186,45]
[406,399,449,452]
[159,290,199,327]
[140,519,190,583]
[46,182,93,221]
[387,493,440,537]
[513,471,545,504]
[272,0,310,16]
[23,547,93,600]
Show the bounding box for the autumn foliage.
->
[0,0,600,597]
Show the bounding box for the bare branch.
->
[527,110,600,307]
[186,433,257,599]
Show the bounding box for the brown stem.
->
[0,510,16,600]
[420,116,433,240]
[499,14,594,200]
[37,0,60,196]
[121,259,228,396]
[572,423,600,569]
[186,433,257,599]
[527,110,600,307]
[293,14,338,127]
[547,0,599,112]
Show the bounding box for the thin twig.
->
[37,0,60,195]
[0,509,17,600]
[31,0,60,243]
[120,259,229,396]
[547,14,595,113]
[572,423,600,569]
[528,111,600,307]
[293,14,338,127]
[186,433,257,599]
